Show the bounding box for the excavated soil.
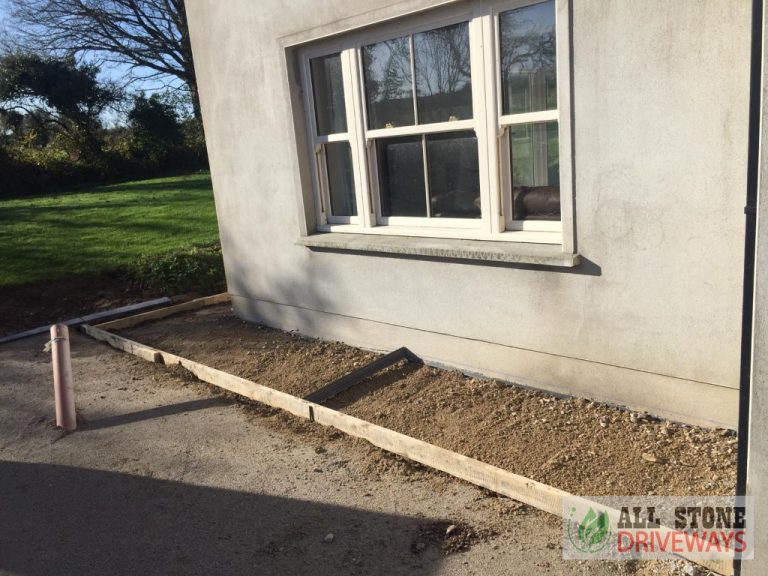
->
[0,273,168,338]
[120,304,737,498]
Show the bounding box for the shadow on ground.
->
[0,460,444,576]
[81,397,231,430]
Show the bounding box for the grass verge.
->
[128,243,225,295]
[0,172,220,288]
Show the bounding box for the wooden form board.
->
[94,293,230,331]
[80,322,733,576]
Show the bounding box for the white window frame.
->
[298,0,573,249]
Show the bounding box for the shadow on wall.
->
[221,215,601,350]
[224,236,336,345]
[0,460,445,576]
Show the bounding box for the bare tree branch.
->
[8,0,200,119]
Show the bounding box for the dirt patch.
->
[0,273,170,337]
[120,304,736,498]
[121,305,379,398]
[333,369,737,497]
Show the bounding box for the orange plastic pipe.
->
[50,324,76,431]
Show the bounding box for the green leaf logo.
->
[566,506,613,554]
[578,508,610,547]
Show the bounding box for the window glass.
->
[363,37,415,129]
[310,53,347,135]
[414,22,472,124]
[500,1,557,115]
[325,142,357,217]
[377,137,426,216]
[426,131,480,218]
[510,121,560,220]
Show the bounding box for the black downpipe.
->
[735,0,764,572]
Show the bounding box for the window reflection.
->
[362,37,414,129]
[363,21,474,128]
[310,53,347,135]
[414,22,473,124]
[510,121,560,220]
[377,137,427,217]
[500,1,557,115]
[427,131,480,218]
[325,142,357,217]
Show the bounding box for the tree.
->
[413,24,471,98]
[0,52,118,155]
[0,108,24,145]
[499,12,556,80]
[127,92,181,164]
[7,0,201,120]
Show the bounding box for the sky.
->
[0,0,186,125]
[0,0,10,36]
[1,2,162,88]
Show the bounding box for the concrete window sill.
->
[297,233,580,267]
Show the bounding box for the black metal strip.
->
[303,347,416,404]
[0,297,171,345]
[735,0,764,573]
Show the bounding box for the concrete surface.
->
[185,0,751,428]
[0,332,667,576]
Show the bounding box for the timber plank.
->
[95,293,230,331]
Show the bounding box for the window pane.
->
[363,37,415,129]
[414,22,472,124]
[427,131,480,218]
[310,53,347,136]
[510,121,560,220]
[500,1,557,115]
[377,136,426,217]
[325,142,357,217]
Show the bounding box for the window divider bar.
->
[422,134,431,218]
[315,145,327,217]
[366,119,474,139]
[315,133,350,144]
[555,0,576,254]
[343,45,375,228]
[409,34,419,125]
[500,109,559,126]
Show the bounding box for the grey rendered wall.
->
[185,0,750,428]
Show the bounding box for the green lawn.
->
[0,173,219,287]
